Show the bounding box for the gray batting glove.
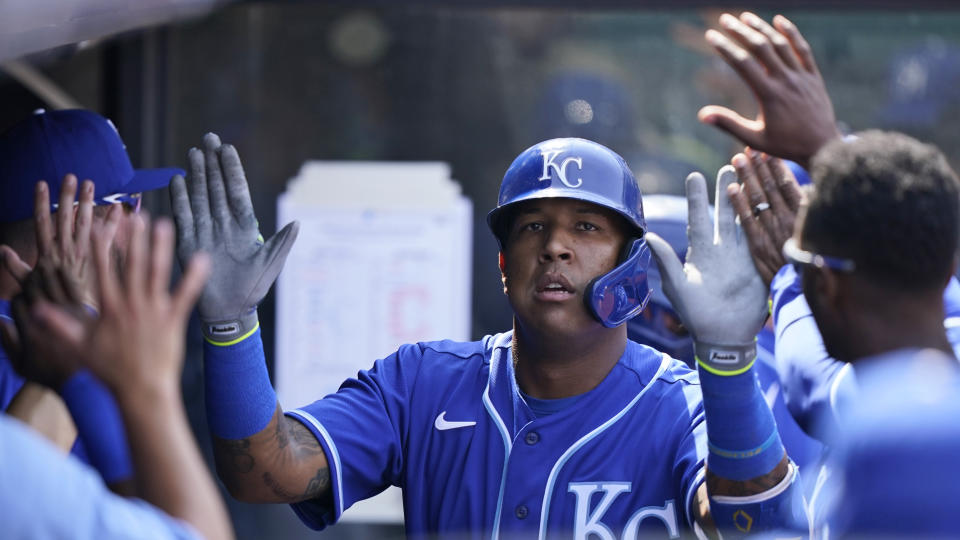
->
[169,133,299,343]
[647,166,768,374]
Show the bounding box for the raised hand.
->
[647,167,768,355]
[698,13,842,169]
[0,176,122,389]
[28,216,210,397]
[25,216,232,540]
[727,149,807,287]
[169,133,299,343]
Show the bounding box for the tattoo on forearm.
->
[216,437,255,473]
[261,467,331,502]
[262,471,298,501]
[286,419,325,460]
[304,467,331,499]
[275,416,290,450]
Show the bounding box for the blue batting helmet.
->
[487,138,652,328]
[625,194,695,365]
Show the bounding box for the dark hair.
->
[805,130,960,291]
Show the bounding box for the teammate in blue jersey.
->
[697,12,960,444]
[625,195,693,366]
[0,109,184,491]
[768,131,960,536]
[1,207,233,540]
[171,132,808,538]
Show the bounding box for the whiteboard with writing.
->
[274,161,472,523]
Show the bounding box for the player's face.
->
[797,233,855,362]
[500,198,628,337]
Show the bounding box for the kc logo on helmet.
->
[540,150,584,188]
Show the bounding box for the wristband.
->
[695,340,757,376]
[203,309,259,344]
[697,353,785,481]
[60,370,133,483]
[204,325,277,439]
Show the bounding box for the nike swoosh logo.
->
[434,411,476,431]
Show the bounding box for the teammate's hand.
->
[0,176,123,389]
[727,149,807,288]
[647,166,768,347]
[26,215,211,399]
[698,12,842,169]
[2,176,105,307]
[169,133,299,342]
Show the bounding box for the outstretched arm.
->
[12,213,232,540]
[699,12,842,169]
[727,150,854,437]
[648,167,805,535]
[1,176,135,492]
[212,406,333,504]
[169,133,323,504]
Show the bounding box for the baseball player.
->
[172,133,807,538]
[0,109,184,492]
[2,208,232,540]
[774,131,960,536]
[698,12,960,446]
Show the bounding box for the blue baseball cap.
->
[0,109,185,223]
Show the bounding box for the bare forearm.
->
[118,385,233,540]
[213,404,332,505]
[6,383,76,452]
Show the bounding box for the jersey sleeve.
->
[770,265,854,438]
[284,343,424,530]
[0,415,200,540]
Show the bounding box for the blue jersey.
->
[822,349,960,537]
[754,327,824,478]
[286,331,707,539]
[770,266,960,436]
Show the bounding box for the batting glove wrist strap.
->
[202,309,260,345]
[695,340,757,376]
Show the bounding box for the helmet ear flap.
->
[584,238,653,328]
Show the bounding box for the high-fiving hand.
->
[647,167,768,370]
[0,175,123,388]
[699,12,842,169]
[727,149,807,287]
[169,133,299,343]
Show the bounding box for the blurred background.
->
[2,1,958,537]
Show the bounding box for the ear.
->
[819,267,845,313]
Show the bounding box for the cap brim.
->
[92,167,185,206]
[127,167,184,193]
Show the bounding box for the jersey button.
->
[515,505,529,519]
[524,431,540,445]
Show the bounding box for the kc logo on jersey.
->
[568,482,680,539]
[540,149,584,188]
